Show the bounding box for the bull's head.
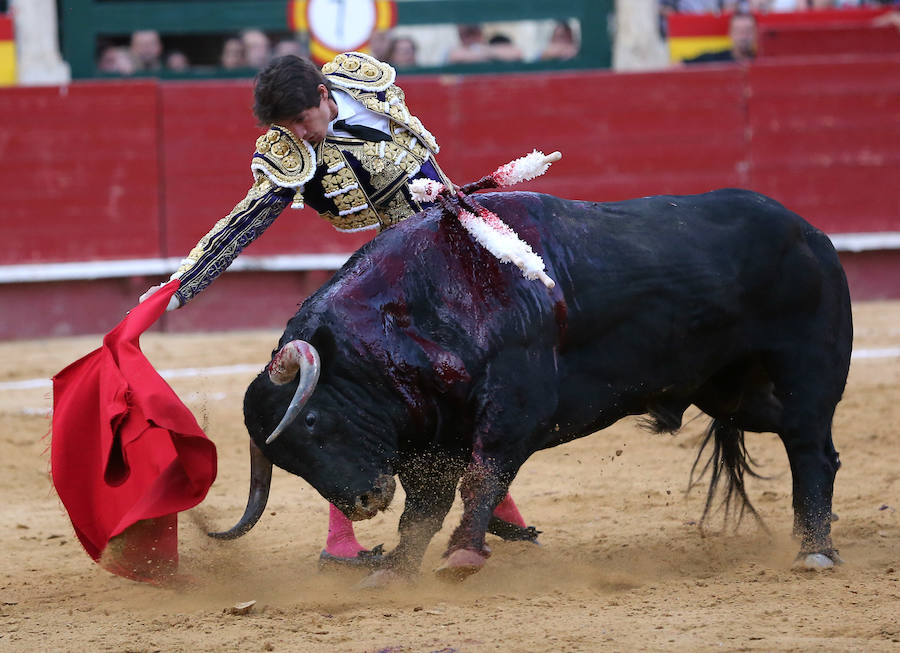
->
[209,339,396,540]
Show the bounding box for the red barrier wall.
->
[747,57,900,234]
[0,81,161,265]
[1,58,898,339]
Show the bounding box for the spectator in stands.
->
[273,38,308,59]
[97,44,135,75]
[660,0,725,14]
[724,0,775,9]
[786,0,869,7]
[385,35,418,68]
[129,30,163,72]
[541,20,579,60]
[684,11,758,62]
[139,51,535,570]
[241,29,272,69]
[220,37,246,70]
[368,29,392,61]
[487,33,524,61]
[447,24,492,63]
[165,51,190,73]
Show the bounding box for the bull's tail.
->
[688,419,768,531]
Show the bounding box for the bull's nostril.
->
[359,494,371,508]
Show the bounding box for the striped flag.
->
[0,12,15,85]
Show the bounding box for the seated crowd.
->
[96,1,897,76]
[96,20,581,76]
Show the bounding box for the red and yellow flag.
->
[0,13,16,86]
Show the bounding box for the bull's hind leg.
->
[779,420,843,570]
[768,352,846,571]
[693,354,842,570]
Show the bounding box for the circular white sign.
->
[307,0,378,52]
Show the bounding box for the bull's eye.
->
[305,412,317,428]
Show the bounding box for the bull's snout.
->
[348,474,396,520]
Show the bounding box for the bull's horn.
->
[265,340,321,444]
[208,439,272,539]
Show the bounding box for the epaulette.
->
[323,52,438,154]
[322,51,395,92]
[251,125,316,207]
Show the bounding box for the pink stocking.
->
[325,503,367,558]
[492,493,526,527]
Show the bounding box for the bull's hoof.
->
[356,568,409,590]
[792,549,843,571]
[318,544,385,571]
[434,549,488,583]
[487,517,542,544]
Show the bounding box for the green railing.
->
[59,0,613,79]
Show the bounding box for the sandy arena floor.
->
[0,301,898,652]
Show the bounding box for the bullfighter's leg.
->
[318,504,378,569]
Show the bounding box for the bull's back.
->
[476,189,844,337]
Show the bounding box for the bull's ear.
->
[309,327,337,376]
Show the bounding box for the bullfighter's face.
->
[280,83,337,145]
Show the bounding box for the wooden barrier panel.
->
[406,67,747,203]
[747,57,900,234]
[0,81,161,265]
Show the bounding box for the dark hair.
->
[252,55,332,125]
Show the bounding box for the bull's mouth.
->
[344,474,396,521]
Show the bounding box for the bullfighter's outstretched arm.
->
[145,177,295,310]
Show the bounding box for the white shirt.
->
[328,87,391,139]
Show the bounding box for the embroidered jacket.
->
[172,51,446,308]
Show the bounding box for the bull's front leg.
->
[435,458,510,582]
[360,457,461,586]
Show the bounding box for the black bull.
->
[212,189,852,579]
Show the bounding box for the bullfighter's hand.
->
[139,283,180,312]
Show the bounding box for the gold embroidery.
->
[321,167,357,195]
[176,179,285,277]
[323,52,395,92]
[321,145,344,169]
[251,125,316,190]
[380,190,417,228]
[282,153,301,171]
[270,140,290,158]
[319,207,381,232]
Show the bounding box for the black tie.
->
[333,119,391,142]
